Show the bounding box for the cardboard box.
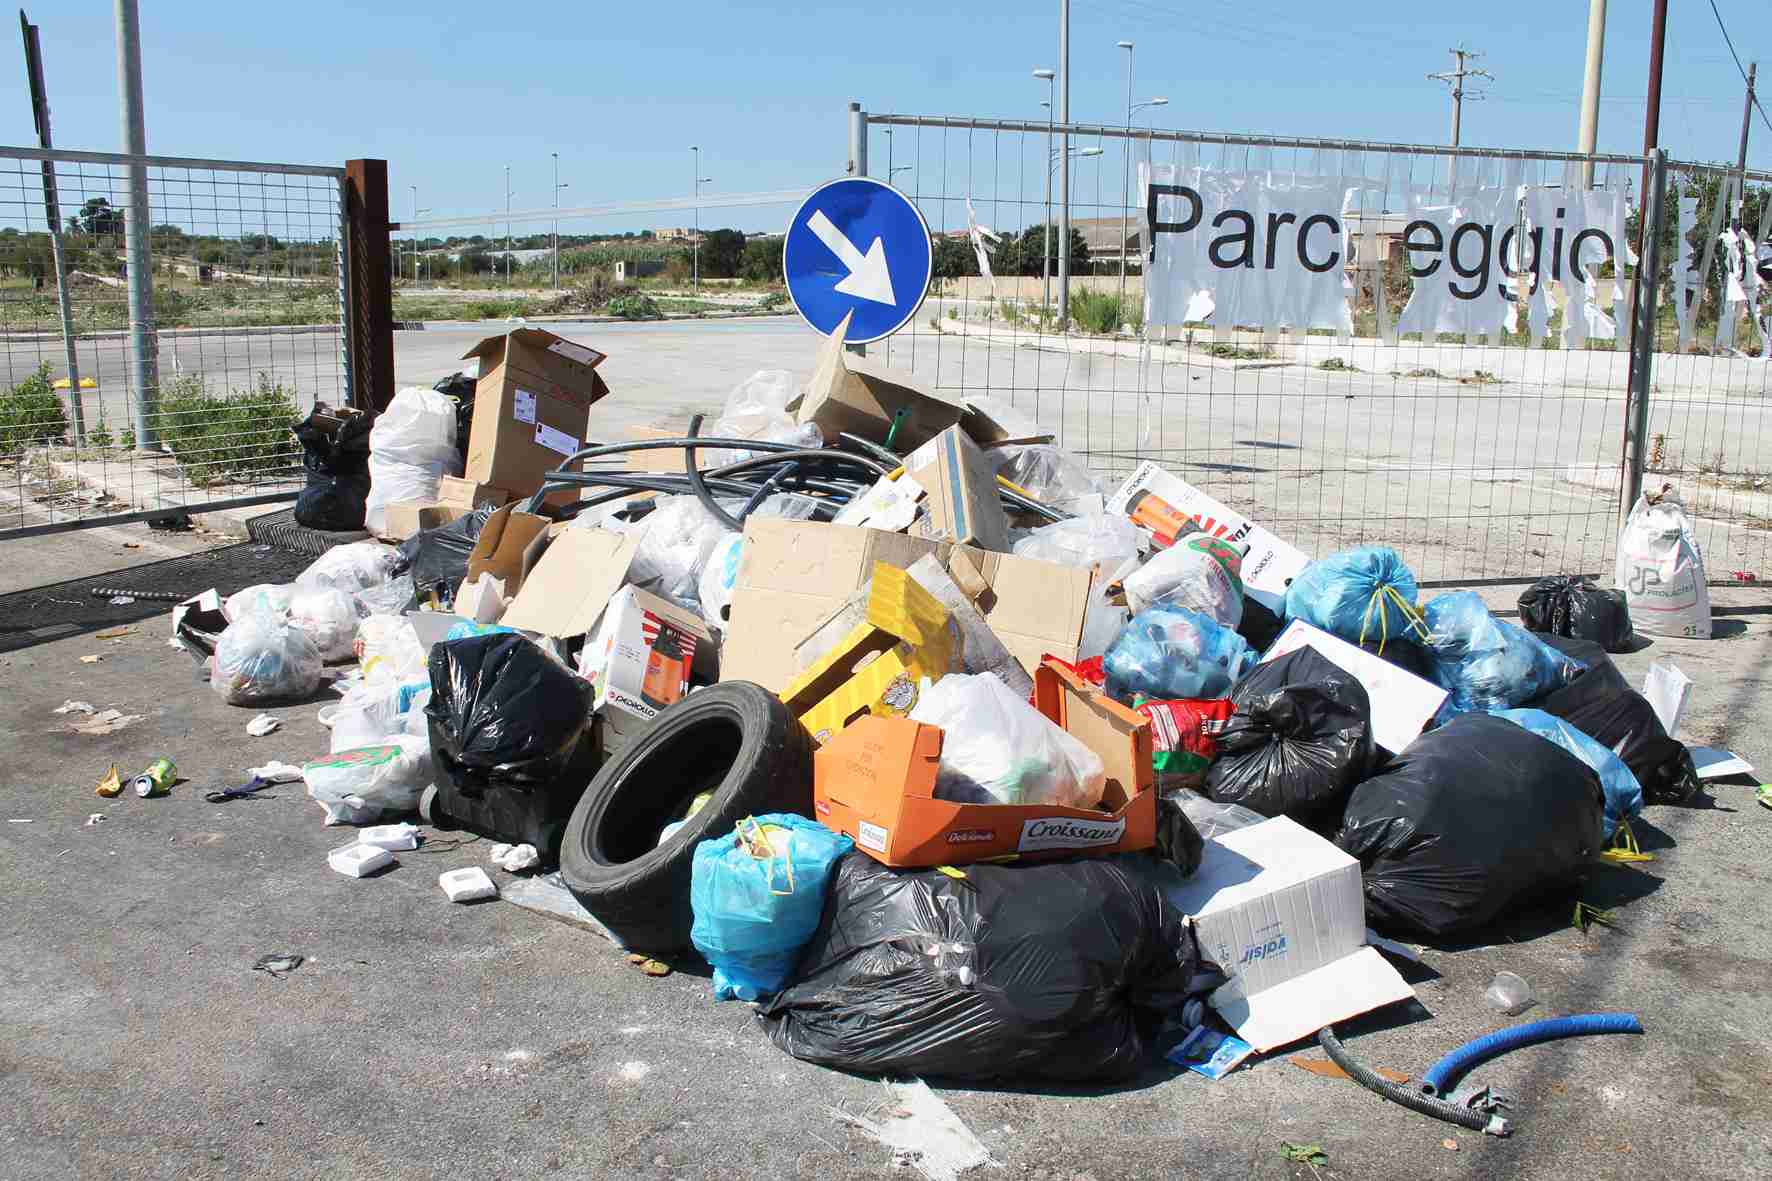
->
[499,527,640,638]
[779,563,955,746]
[579,585,712,721]
[1261,620,1445,754]
[903,425,1011,551]
[463,504,552,597]
[1107,461,1310,613]
[1162,816,1414,1053]
[811,659,1155,867]
[796,313,965,451]
[436,476,513,510]
[462,327,610,503]
[376,477,514,542]
[721,518,1095,693]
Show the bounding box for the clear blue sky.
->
[9,1,1769,233]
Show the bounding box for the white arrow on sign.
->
[806,209,897,306]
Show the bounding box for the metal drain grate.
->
[0,543,314,654]
[245,508,372,556]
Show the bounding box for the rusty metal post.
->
[343,158,394,412]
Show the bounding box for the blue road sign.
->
[783,177,932,344]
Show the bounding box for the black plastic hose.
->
[683,414,744,532]
[1317,1025,1510,1137]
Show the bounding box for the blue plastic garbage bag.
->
[1103,605,1257,703]
[690,814,854,1001]
[1284,547,1424,648]
[1490,707,1644,841]
[1422,592,1584,720]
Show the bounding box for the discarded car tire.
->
[559,682,815,953]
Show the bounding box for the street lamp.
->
[552,152,569,290]
[691,146,712,295]
[1047,147,1101,288]
[1123,95,1168,307]
[890,164,913,182]
[504,165,516,286]
[1034,68,1056,313]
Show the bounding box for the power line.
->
[1707,0,1772,136]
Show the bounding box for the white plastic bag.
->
[1614,491,1711,638]
[990,444,1105,517]
[908,673,1104,808]
[302,733,433,826]
[211,615,324,705]
[1120,535,1247,626]
[224,582,295,623]
[329,680,431,752]
[363,387,462,533]
[627,496,733,612]
[353,574,414,618]
[1012,513,1143,571]
[354,614,426,684]
[297,541,401,594]
[288,585,362,662]
[705,370,823,466]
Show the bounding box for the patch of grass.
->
[606,292,663,321]
[758,291,788,310]
[154,371,300,487]
[1203,341,1273,361]
[1461,369,1504,385]
[1396,367,1444,379]
[1316,357,1357,372]
[1069,288,1141,335]
[0,364,68,453]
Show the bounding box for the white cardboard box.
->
[1106,462,1310,612]
[1166,816,1414,1053]
[579,584,711,722]
[1261,620,1446,755]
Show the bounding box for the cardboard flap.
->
[1210,946,1413,1054]
[463,505,552,596]
[499,528,640,638]
[461,332,508,362]
[1037,658,1151,808]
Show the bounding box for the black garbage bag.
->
[1518,576,1634,652]
[761,851,1224,1082]
[1236,594,1287,654]
[293,406,373,531]
[1532,635,1698,804]
[425,633,600,857]
[433,372,477,466]
[398,506,495,607]
[1335,714,1605,938]
[1204,647,1374,820]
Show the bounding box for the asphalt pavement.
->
[2,582,1769,1181]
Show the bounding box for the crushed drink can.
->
[132,757,176,798]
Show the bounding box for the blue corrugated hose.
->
[1421,1013,1645,1098]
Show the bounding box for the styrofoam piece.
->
[439,865,498,902]
[329,843,395,878]
[359,822,421,851]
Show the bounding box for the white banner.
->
[1142,164,1354,332]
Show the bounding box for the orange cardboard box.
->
[812,659,1155,867]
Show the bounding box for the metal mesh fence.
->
[0,147,346,537]
[860,113,1772,585]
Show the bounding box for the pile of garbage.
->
[168,324,1701,1117]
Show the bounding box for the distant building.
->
[654,227,700,243]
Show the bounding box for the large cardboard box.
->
[378,476,513,542]
[721,519,1096,692]
[796,314,965,451]
[462,328,610,502]
[1162,817,1414,1053]
[1107,461,1310,613]
[903,425,1011,551]
[499,527,640,638]
[811,659,1155,867]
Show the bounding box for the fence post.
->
[343,159,394,413]
[115,0,159,450]
[1622,148,1667,525]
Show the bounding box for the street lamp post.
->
[410,184,419,283]
[552,152,569,290]
[1124,95,1168,311]
[1057,0,1072,326]
[691,146,712,295]
[1034,68,1056,313]
[504,164,515,286]
[1048,146,1102,297]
